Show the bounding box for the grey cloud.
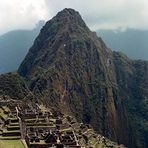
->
[0,0,148,35]
[45,0,148,30]
[0,0,50,35]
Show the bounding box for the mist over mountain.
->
[0,9,147,147]
[0,21,45,74]
[0,21,148,75]
[97,29,148,60]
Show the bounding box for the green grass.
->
[0,108,8,120]
[26,122,51,126]
[2,106,10,113]
[25,118,46,123]
[60,128,72,132]
[8,118,18,120]
[25,118,45,121]
[27,125,55,128]
[0,140,25,148]
[49,119,56,122]
[0,135,21,139]
[89,137,97,145]
[7,126,20,130]
[2,129,20,133]
[10,123,20,126]
[96,143,105,148]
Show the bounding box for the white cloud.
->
[45,0,148,30]
[0,0,50,35]
[0,0,148,34]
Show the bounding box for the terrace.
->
[0,99,124,148]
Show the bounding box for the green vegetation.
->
[10,123,19,126]
[25,118,45,122]
[0,107,9,121]
[0,72,30,99]
[2,106,10,113]
[27,125,55,128]
[26,123,50,126]
[96,143,105,148]
[0,136,21,140]
[0,8,147,148]
[0,140,25,148]
[60,128,72,132]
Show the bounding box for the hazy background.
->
[0,0,148,73]
[1,0,148,34]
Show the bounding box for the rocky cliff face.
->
[113,53,148,147]
[1,8,147,147]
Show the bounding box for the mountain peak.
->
[18,9,92,76]
[56,8,80,17]
[55,8,84,22]
[2,8,148,148]
[18,6,135,146]
[48,8,88,32]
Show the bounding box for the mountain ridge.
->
[0,21,45,74]
[18,8,135,147]
[97,29,148,60]
[0,8,148,148]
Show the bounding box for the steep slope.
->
[18,8,137,147]
[113,52,148,147]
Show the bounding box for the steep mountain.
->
[17,8,147,147]
[113,52,148,147]
[97,29,148,60]
[0,8,147,147]
[0,21,44,74]
[1,23,148,75]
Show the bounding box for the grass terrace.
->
[60,128,72,133]
[0,108,8,121]
[0,140,25,148]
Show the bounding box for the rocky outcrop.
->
[113,52,148,147]
[17,8,138,147]
[0,8,147,147]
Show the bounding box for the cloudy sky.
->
[0,0,148,35]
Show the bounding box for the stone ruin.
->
[0,98,126,148]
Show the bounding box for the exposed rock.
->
[0,8,147,148]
